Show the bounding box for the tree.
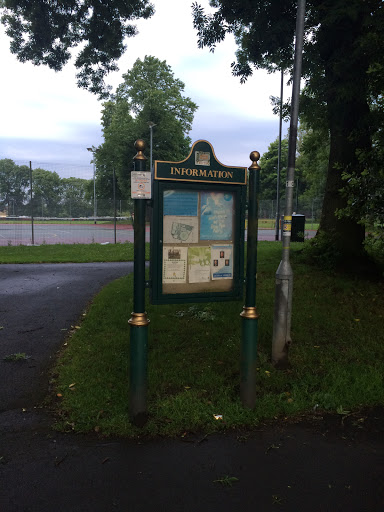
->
[96,56,198,197]
[61,177,93,217]
[259,137,289,201]
[295,125,328,215]
[0,159,29,215]
[192,0,384,264]
[1,0,154,98]
[31,168,62,217]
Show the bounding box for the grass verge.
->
[0,242,146,263]
[52,241,384,438]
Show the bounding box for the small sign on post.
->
[131,171,152,199]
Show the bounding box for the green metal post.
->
[240,151,260,409]
[129,139,150,426]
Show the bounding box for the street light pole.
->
[271,0,306,368]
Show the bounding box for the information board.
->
[151,140,247,305]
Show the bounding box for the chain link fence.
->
[1,158,321,246]
[259,198,322,229]
[0,158,138,246]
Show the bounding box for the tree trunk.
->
[317,5,371,263]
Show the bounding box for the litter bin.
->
[281,214,305,242]
[292,214,305,242]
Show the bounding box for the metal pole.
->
[29,161,34,245]
[113,166,117,244]
[128,139,150,426]
[87,147,97,224]
[275,69,284,241]
[93,160,97,224]
[240,151,260,409]
[148,122,156,178]
[272,0,306,368]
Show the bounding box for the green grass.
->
[0,242,145,263]
[52,241,384,437]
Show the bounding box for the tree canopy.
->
[95,56,198,197]
[259,137,289,201]
[0,159,29,214]
[1,0,154,98]
[0,159,96,218]
[193,0,384,264]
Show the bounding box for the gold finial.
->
[134,139,147,160]
[249,151,260,171]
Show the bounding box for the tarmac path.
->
[0,263,383,511]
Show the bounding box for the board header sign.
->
[154,140,247,186]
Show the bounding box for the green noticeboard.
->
[151,140,247,305]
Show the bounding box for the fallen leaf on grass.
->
[213,476,239,487]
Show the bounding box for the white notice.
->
[162,247,187,284]
[131,171,151,199]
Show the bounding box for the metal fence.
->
[259,198,323,229]
[0,158,322,246]
[0,158,140,246]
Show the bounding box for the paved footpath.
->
[1,263,383,512]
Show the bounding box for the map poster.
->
[211,245,233,280]
[200,191,233,240]
[162,247,187,284]
[163,216,199,244]
[188,246,211,283]
[163,190,198,216]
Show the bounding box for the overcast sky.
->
[0,0,290,178]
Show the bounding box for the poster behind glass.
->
[162,189,235,294]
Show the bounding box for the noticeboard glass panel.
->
[151,181,245,304]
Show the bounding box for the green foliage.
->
[32,168,63,217]
[300,231,343,270]
[1,0,155,98]
[0,159,96,217]
[0,242,138,264]
[0,159,29,215]
[61,177,93,217]
[259,137,288,200]
[95,56,198,197]
[3,352,30,362]
[192,0,384,260]
[294,124,329,217]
